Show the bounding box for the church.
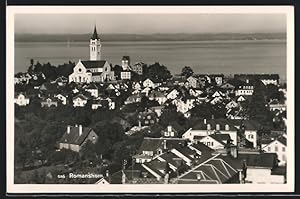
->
[69,26,115,83]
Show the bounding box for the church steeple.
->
[90,25,101,60]
[91,26,99,40]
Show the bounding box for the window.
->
[211,142,214,146]
[147,115,151,119]
[275,146,278,152]
[282,147,285,152]
[268,147,271,152]
[145,120,149,124]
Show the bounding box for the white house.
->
[166,89,180,100]
[55,93,68,105]
[198,134,229,150]
[14,93,30,106]
[226,100,239,110]
[186,76,198,88]
[143,78,155,88]
[121,70,131,80]
[235,80,254,96]
[182,119,238,146]
[263,136,287,166]
[73,94,88,107]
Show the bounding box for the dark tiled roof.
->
[73,94,89,100]
[277,136,287,146]
[81,60,107,69]
[238,153,277,168]
[210,134,231,145]
[192,143,214,152]
[59,126,94,145]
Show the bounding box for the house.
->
[226,100,239,110]
[53,76,68,86]
[58,125,98,152]
[189,88,203,97]
[92,97,115,110]
[131,62,144,75]
[124,93,144,105]
[262,136,287,166]
[133,137,187,163]
[236,95,246,103]
[269,103,286,112]
[141,87,152,96]
[182,119,238,146]
[166,88,180,100]
[186,76,199,88]
[234,74,279,86]
[220,82,235,92]
[198,133,232,150]
[211,90,225,98]
[235,80,254,96]
[239,153,285,184]
[210,74,224,86]
[54,93,68,105]
[161,125,178,138]
[121,70,131,80]
[137,109,159,126]
[84,83,99,97]
[14,73,32,84]
[132,82,142,91]
[41,97,58,108]
[149,106,164,117]
[14,93,30,106]
[73,94,89,107]
[148,90,167,105]
[143,78,155,88]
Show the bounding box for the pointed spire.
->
[91,25,99,40]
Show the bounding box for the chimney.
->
[207,124,211,130]
[246,79,249,84]
[79,125,82,136]
[211,115,214,120]
[163,140,167,150]
[106,170,109,178]
[230,146,238,159]
[197,174,202,181]
[216,124,220,131]
[138,120,141,128]
[67,125,70,134]
[204,118,207,124]
[75,124,78,127]
[225,124,230,131]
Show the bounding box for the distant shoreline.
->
[15,32,286,43]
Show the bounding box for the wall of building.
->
[246,168,284,184]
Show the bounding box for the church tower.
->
[90,26,101,61]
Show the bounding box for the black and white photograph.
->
[6,6,294,193]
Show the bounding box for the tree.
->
[146,62,172,82]
[181,66,194,78]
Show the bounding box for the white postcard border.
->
[6,5,295,193]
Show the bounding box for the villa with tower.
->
[69,26,115,83]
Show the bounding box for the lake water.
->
[15,40,287,81]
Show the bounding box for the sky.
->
[15,13,286,34]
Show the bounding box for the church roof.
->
[91,26,100,40]
[81,60,107,69]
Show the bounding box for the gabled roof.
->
[81,60,107,69]
[73,94,89,100]
[59,126,95,145]
[209,134,231,145]
[191,143,214,152]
